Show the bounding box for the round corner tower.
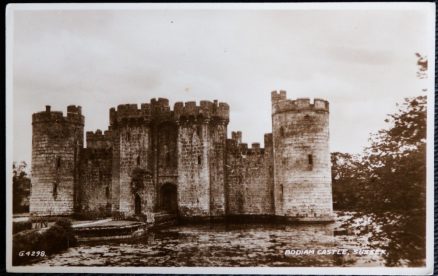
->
[30,105,84,216]
[271,90,333,221]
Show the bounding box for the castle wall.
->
[30,106,84,216]
[156,122,178,176]
[118,123,154,215]
[156,122,178,209]
[30,93,333,222]
[79,148,112,213]
[264,133,275,214]
[86,129,112,149]
[271,92,333,219]
[225,133,274,216]
[177,120,211,217]
[208,121,227,216]
[175,101,229,218]
[109,124,121,212]
[108,103,159,216]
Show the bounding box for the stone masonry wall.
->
[175,100,229,218]
[208,121,227,217]
[226,132,274,215]
[118,123,154,215]
[156,122,178,210]
[30,94,332,221]
[177,121,211,217]
[271,91,333,219]
[109,124,121,212]
[30,106,84,216]
[79,148,112,213]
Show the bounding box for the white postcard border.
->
[5,2,435,275]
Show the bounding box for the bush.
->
[13,221,32,234]
[54,218,77,248]
[54,217,72,229]
[111,211,125,221]
[12,218,77,265]
[13,229,43,265]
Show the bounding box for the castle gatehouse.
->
[30,91,333,222]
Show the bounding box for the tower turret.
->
[271,91,333,221]
[175,100,229,219]
[109,102,155,215]
[30,105,84,216]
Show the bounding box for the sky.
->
[9,4,433,164]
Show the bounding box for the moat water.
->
[30,216,387,267]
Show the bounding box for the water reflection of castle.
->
[30,91,333,221]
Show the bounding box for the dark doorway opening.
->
[134,193,142,215]
[160,183,177,214]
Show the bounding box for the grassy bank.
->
[13,218,77,265]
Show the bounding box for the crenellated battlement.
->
[32,105,84,125]
[174,100,229,122]
[231,131,242,143]
[271,90,329,115]
[31,90,333,221]
[150,97,171,112]
[227,140,267,156]
[86,129,112,149]
[226,131,267,156]
[109,98,229,125]
[109,103,153,125]
[271,90,287,102]
[67,105,82,115]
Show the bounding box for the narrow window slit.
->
[56,157,61,169]
[308,154,313,165]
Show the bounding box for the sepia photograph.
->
[6,3,435,274]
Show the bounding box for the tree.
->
[12,161,31,214]
[415,53,428,79]
[345,96,426,266]
[331,152,365,210]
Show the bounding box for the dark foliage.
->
[332,96,426,266]
[12,161,31,214]
[12,218,77,265]
[12,221,32,234]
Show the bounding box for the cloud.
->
[10,7,432,163]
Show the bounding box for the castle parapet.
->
[110,98,230,125]
[227,131,267,155]
[271,90,287,102]
[174,100,229,122]
[109,98,179,125]
[86,129,112,149]
[109,103,153,125]
[271,90,329,114]
[251,143,261,154]
[32,105,84,125]
[231,131,242,143]
[66,105,83,124]
[67,105,82,115]
[151,98,171,113]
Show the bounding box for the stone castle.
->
[30,91,333,222]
